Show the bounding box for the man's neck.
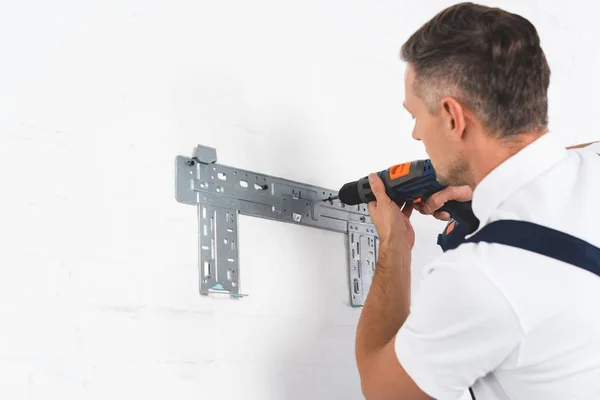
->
[468,130,547,188]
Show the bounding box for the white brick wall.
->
[1,1,598,399]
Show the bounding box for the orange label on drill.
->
[389,162,411,180]
[445,220,456,234]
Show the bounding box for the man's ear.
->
[440,97,466,140]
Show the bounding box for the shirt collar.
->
[471,131,568,229]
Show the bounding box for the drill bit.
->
[323,195,339,202]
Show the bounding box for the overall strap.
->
[462,219,600,277]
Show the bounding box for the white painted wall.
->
[1,1,598,399]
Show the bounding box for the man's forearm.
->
[356,242,412,369]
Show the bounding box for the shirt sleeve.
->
[394,249,524,400]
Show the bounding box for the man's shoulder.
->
[565,140,600,168]
[419,243,514,304]
[421,241,488,278]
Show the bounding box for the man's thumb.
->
[368,173,388,202]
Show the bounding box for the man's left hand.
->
[367,173,415,250]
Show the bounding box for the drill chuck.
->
[338,180,362,205]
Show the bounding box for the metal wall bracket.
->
[175,145,379,307]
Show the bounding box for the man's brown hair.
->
[401,2,551,137]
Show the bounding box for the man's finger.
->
[422,187,454,214]
[433,211,452,221]
[402,203,414,218]
[422,186,473,214]
[367,200,376,216]
[368,173,392,206]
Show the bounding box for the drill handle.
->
[439,200,479,232]
[437,200,480,251]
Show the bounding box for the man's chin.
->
[435,161,471,187]
[436,171,468,187]
[436,175,451,186]
[433,168,449,186]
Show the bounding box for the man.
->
[354,3,600,399]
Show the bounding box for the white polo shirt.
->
[395,132,600,400]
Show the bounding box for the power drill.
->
[325,159,480,251]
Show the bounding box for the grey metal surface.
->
[348,222,379,306]
[175,145,379,306]
[199,205,242,296]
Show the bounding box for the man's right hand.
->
[414,186,473,221]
